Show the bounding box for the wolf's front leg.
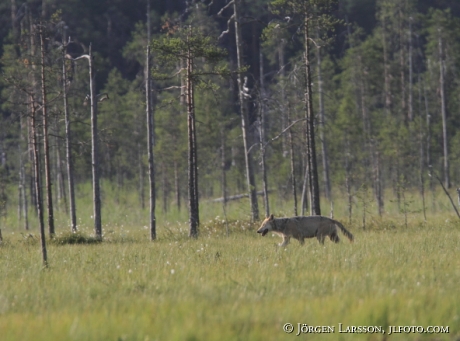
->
[279,236,290,247]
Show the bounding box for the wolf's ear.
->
[269,214,274,220]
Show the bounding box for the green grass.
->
[1,217,459,341]
[1,183,460,340]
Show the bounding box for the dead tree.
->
[39,24,55,237]
[146,45,156,241]
[62,41,77,232]
[31,96,48,266]
[73,45,102,239]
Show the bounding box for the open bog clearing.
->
[0,220,459,341]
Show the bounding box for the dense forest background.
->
[1,0,460,234]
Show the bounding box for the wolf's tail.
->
[334,220,354,242]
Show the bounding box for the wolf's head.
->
[257,214,275,237]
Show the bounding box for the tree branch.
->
[219,14,235,40]
[217,0,234,17]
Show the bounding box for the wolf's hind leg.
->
[330,231,340,243]
[316,234,325,244]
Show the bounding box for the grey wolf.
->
[257,214,354,247]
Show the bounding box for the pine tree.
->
[152,23,228,237]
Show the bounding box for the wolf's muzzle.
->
[258,229,269,237]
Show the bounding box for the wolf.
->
[256,214,354,247]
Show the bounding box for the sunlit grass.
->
[1,183,460,340]
[1,215,460,340]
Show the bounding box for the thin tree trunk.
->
[220,128,228,210]
[300,155,309,216]
[54,114,67,212]
[287,105,298,216]
[146,46,156,240]
[417,74,427,222]
[39,26,55,237]
[303,11,321,216]
[174,161,181,212]
[28,113,37,214]
[408,17,414,122]
[27,8,37,215]
[20,149,29,230]
[438,31,450,189]
[381,15,392,114]
[234,0,259,221]
[63,49,77,232]
[422,79,434,211]
[279,39,288,157]
[399,8,407,123]
[162,164,168,214]
[259,49,269,218]
[138,142,145,210]
[185,30,199,238]
[89,44,102,239]
[316,30,331,202]
[345,134,353,224]
[19,113,29,230]
[374,149,383,216]
[220,127,230,235]
[31,99,47,267]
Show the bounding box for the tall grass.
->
[1,218,460,340]
[0,184,459,340]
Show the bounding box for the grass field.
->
[1,187,460,340]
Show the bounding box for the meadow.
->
[0,185,459,341]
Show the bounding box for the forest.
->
[1,2,460,340]
[1,0,460,240]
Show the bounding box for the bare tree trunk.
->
[408,17,414,122]
[234,0,259,221]
[54,114,67,212]
[303,11,321,216]
[381,16,392,114]
[279,39,288,157]
[287,105,298,216]
[398,8,407,123]
[89,44,102,239]
[19,113,29,230]
[373,149,383,216]
[345,135,353,224]
[27,8,37,215]
[20,150,29,230]
[417,74,427,222]
[62,48,77,232]
[438,31,450,189]
[185,30,199,238]
[31,98,47,267]
[39,26,55,237]
[138,143,145,210]
[316,30,331,203]
[259,49,269,218]
[162,164,168,214]
[174,161,181,212]
[300,155,309,216]
[422,79,434,211]
[220,128,228,210]
[146,46,156,241]
[28,113,37,214]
